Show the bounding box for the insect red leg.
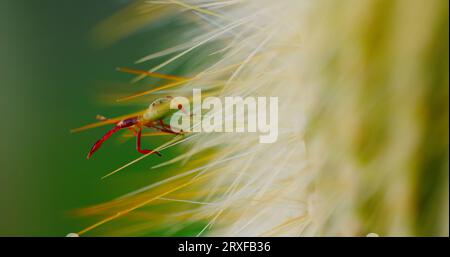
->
[159,120,171,129]
[150,124,182,135]
[87,126,121,159]
[136,126,162,156]
[127,127,138,136]
[158,120,184,134]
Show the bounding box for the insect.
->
[87,96,186,159]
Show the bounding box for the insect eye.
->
[177,104,183,110]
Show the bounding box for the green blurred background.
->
[0,0,183,236]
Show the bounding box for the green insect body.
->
[87,97,184,159]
